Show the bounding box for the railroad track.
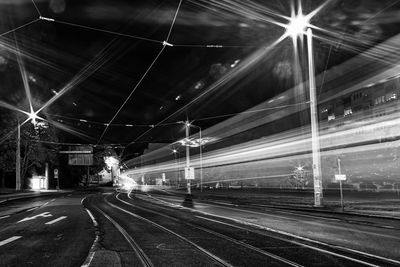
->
[126,192,400,267]
[115,193,303,267]
[84,194,234,267]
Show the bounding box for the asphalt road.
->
[1,189,400,266]
[0,193,94,267]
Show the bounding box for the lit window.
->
[321,108,328,113]
[344,107,352,116]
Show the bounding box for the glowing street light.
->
[285,10,311,39]
[28,111,39,125]
[283,7,324,207]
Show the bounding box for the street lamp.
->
[188,124,203,192]
[284,9,323,207]
[172,148,181,189]
[184,121,191,195]
[16,111,40,191]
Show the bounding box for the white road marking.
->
[67,194,72,197]
[45,216,67,225]
[26,207,39,212]
[0,236,22,247]
[43,201,50,206]
[0,215,10,220]
[50,199,56,202]
[18,212,52,223]
[81,197,87,205]
[85,208,98,227]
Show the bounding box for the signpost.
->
[335,158,345,212]
[184,167,195,180]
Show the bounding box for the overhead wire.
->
[0,18,40,37]
[30,0,42,17]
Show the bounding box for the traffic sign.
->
[184,167,195,180]
[335,174,346,181]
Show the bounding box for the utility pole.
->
[16,121,21,191]
[185,121,191,195]
[338,157,344,212]
[199,128,203,192]
[307,28,323,207]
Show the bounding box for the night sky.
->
[0,0,399,157]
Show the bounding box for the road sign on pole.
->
[184,167,194,180]
[334,174,346,181]
[336,158,345,212]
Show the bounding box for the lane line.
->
[26,207,39,212]
[0,236,22,247]
[0,215,10,220]
[81,209,100,267]
[45,216,67,225]
[85,208,98,227]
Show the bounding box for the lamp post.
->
[189,124,203,192]
[185,121,191,195]
[16,120,21,191]
[172,148,181,189]
[285,10,323,206]
[307,28,323,207]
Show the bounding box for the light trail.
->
[97,0,186,145]
[47,119,98,143]
[15,37,35,121]
[123,37,284,156]
[36,38,122,115]
[96,45,166,145]
[0,36,61,72]
[124,111,400,186]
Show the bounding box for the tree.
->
[0,115,59,188]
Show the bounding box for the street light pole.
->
[199,128,203,192]
[16,120,21,191]
[185,121,191,195]
[307,28,323,207]
[189,124,203,192]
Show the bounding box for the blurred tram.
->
[124,35,400,192]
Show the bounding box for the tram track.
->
[84,193,234,267]
[126,191,400,267]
